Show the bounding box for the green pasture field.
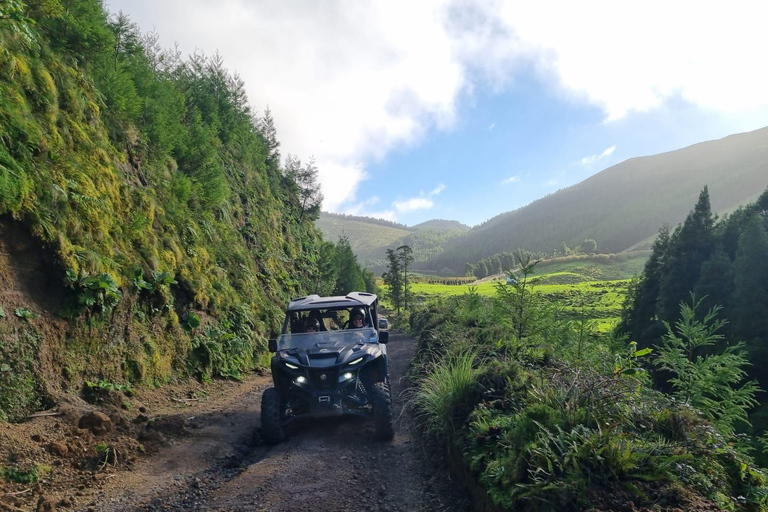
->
[403,260,640,332]
[534,255,647,281]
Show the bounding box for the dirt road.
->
[81,333,471,512]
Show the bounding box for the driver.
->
[303,317,320,333]
[349,308,365,329]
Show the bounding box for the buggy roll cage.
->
[281,292,383,335]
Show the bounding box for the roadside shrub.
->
[408,293,768,511]
[409,349,481,439]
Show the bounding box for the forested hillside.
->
[316,212,469,272]
[411,219,469,232]
[316,212,413,266]
[420,128,768,274]
[0,0,347,420]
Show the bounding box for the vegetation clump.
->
[621,186,768,454]
[407,250,768,511]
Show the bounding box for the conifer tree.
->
[731,213,768,377]
[658,187,715,322]
[313,241,339,296]
[494,251,545,343]
[259,107,280,169]
[693,246,734,321]
[654,297,759,434]
[362,268,379,295]
[398,244,414,311]
[295,157,323,221]
[382,249,403,314]
[620,224,670,349]
[333,235,365,295]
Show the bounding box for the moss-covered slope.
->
[0,0,322,419]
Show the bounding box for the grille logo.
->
[320,373,327,381]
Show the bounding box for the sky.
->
[106,0,768,227]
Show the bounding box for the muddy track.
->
[81,333,471,512]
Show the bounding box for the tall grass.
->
[409,349,479,439]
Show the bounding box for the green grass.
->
[408,349,478,438]
[534,255,647,280]
[404,261,636,333]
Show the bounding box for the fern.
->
[654,295,759,433]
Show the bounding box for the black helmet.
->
[303,317,320,331]
[351,307,365,319]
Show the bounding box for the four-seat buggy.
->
[261,292,393,443]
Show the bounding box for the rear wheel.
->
[261,387,286,444]
[371,382,394,440]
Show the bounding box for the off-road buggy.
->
[261,292,393,443]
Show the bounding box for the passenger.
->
[303,317,320,333]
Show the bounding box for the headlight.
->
[348,357,364,366]
[284,362,299,370]
[295,376,306,384]
[338,372,355,383]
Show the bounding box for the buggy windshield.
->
[277,328,378,350]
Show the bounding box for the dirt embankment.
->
[0,333,472,512]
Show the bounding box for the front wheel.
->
[371,382,394,440]
[261,387,286,444]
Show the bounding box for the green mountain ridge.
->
[319,127,768,276]
[424,126,768,274]
[410,219,470,232]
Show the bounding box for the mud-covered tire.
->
[372,382,394,440]
[261,387,286,444]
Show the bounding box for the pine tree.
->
[313,241,339,296]
[398,245,414,311]
[295,157,323,221]
[362,268,379,295]
[693,245,734,321]
[658,187,715,322]
[494,251,545,343]
[382,249,403,314]
[620,224,670,350]
[259,107,280,169]
[332,235,365,295]
[731,213,768,380]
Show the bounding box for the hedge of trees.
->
[619,185,768,440]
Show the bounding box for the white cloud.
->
[430,183,447,195]
[488,123,495,131]
[388,183,446,216]
[106,1,768,212]
[579,145,616,166]
[503,175,521,184]
[107,0,469,212]
[497,1,768,120]
[392,182,446,214]
[544,179,559,187]
[394,197,435,213]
